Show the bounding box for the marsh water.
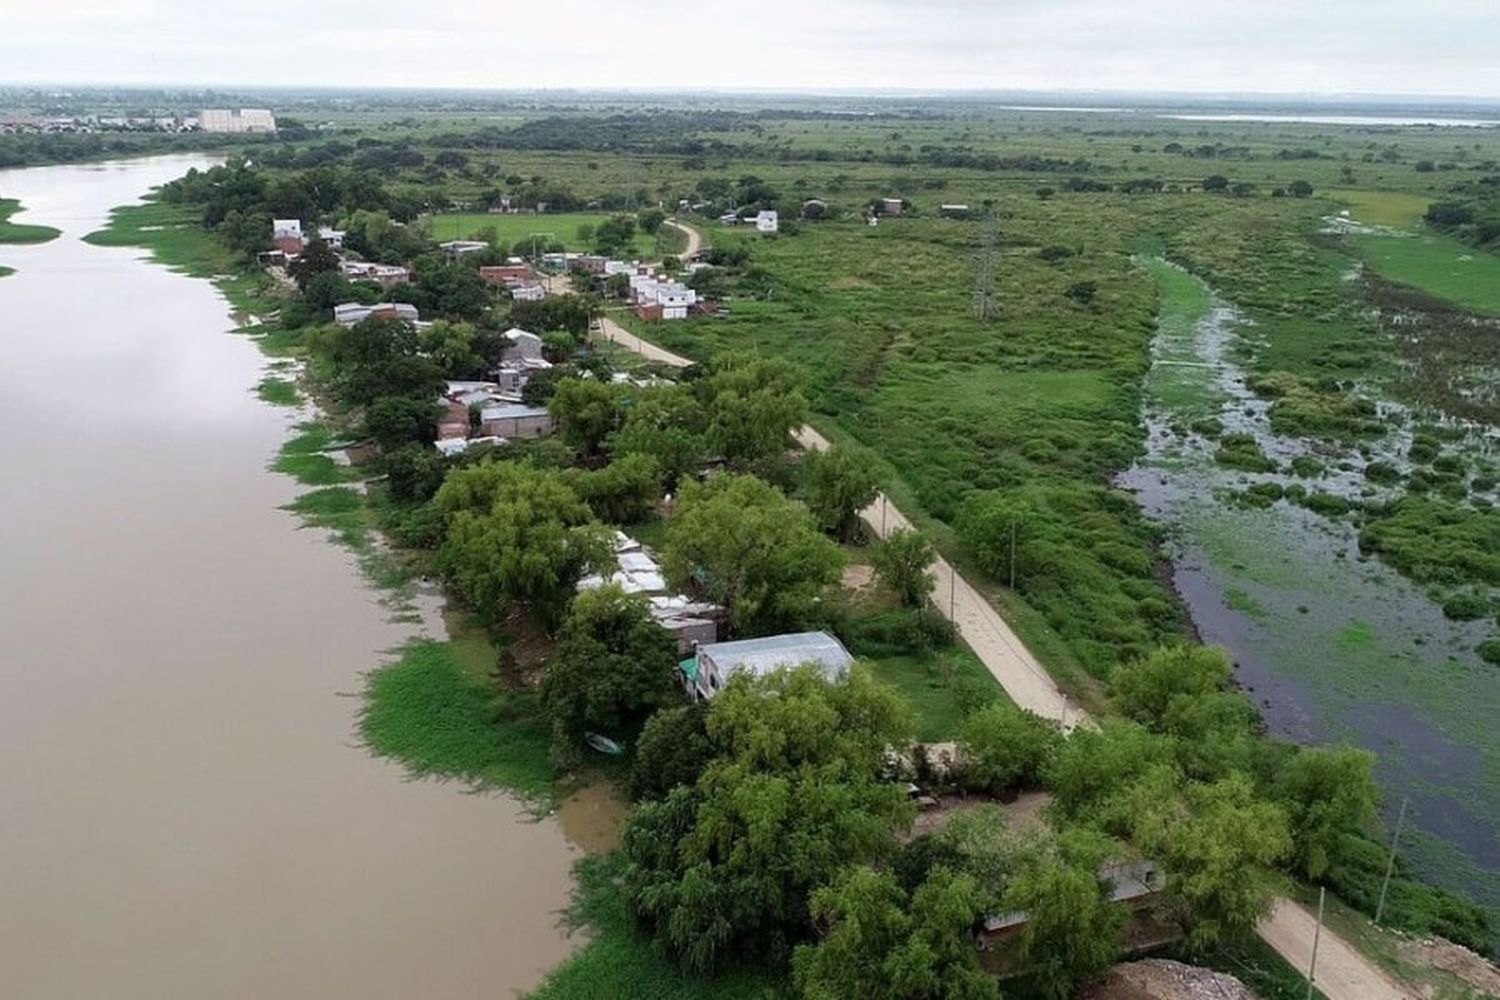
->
[1121,257,1500,915]
[0,157,579,998]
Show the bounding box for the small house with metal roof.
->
[680,631,853,700]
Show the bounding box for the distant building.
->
[271,219,303,256]
[754,210,779,234]
[478,263,535,285]
[439,240,489,259]
[880,197,905,216]
[479,402,552,438]
[339,260,411,290]
[501,328,545,364]
[939,203,972,219]
[332,302,419,327]
[200,108,277,134]
[680,631,853,701]
[510,282,547,302]
[578,533,724,653]
[317,226,345,249]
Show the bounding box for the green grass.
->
[271,421,352,486]
[361,639,557,799]
[1328,189,1432,229]
[426,211,658,256]
[865,646,1011,741]
[0,197,60,244]
[256,375,301,406]
[1353,230,1500,316]
[529,853,781,1000]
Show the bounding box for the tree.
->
[637,207,667,234]
[315,316,444,406]
[1275,746,1377,880]
[417,319,485,378]
[608,385,709,488]
[540,585,677,761]
[1202,175,1230,192]
[510,293,597,337]
[1288,179,1315,198]
[435,461,614,622]
[621,666,914,973]
[548,378,627,455]
[567,452,662,524]
[1065,280,1097,306]
[287,237,341,289]
[364,395,439,450]
[956,490,1036,588]
[594,214,637,254]
[1001,829,1124,1000]
[1047,718,1177,834]
[871,529,936,607]
[699,355,808,467]
[381,444,448,505]
[630,702,711,800]
[958,703,1061,795]
[1132,774,1290,953]
[1111,644,1231,726]
[663,473,844,634]
[794,866,998,1000]
[803,446,881,541]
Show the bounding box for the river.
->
[1121,257,1500,918]
[0,156,579,998]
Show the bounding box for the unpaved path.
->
[1257,899,1419,1000]
[663,218,703,258]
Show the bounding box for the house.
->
[939,204,972,219]
[435,435,505,457]
[754,210,779,234]
[439,240,489,259]
[318,226,345,249]
[479,402,552,438]
[679,631,853,700]
[578,533,724,652]
[881,197,905,216]
[332,302,419,327]
[478,263,535,285]
[501,328,545,364]
[339,260,411,289]
[271,219,303,256]
[801,198,828,220]
[511,282,547,302]
[571,255,608,275]
[200,108,277,134]
[977,860,1165,960]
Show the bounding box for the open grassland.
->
[0,196,60,243]
[1353,230,1500,316]
[1328,188,1432,228]
[426,211,657,255]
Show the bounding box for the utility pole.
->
[1306,886,1326,1000]
[949,563,956,620]
[1008,520,1017,590]
[881,494,888,537]
[1375,796,1410,925]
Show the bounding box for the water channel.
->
[1120,256,1500,916]
[0,156,579,998]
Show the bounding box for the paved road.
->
[1258,899,1418,1000]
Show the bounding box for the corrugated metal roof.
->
[699,631,853,681]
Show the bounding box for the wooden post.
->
[1375,796,1409,925]
[1307,886,1325,1000]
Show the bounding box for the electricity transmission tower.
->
[972,213,1000,321]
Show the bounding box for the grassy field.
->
[1328,188,1433,228]
[1353,229,1500,316]
[0,196,60,244]
[425,211,658,256]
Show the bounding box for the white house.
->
[439,240,489,259]
[339,260,411,289]
[511,282,547,302]
[273,219,303,240]
[332,302,419,327]
[755,210,779,234]
[317,226,345,249]
[501,327,545,364]
[680,631,853,700]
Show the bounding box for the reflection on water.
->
[0,157,578,999]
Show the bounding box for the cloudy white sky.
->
[3,0,1498,98]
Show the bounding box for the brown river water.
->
[0,156,582,999]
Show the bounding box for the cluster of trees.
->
[1425,187,1500,248]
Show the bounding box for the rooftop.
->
[699,631,853,679]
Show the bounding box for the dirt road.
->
[663,218,703,258]
[1258,899,1418,1000]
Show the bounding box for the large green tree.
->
[434,461,613,622]
[1275,746,1378,880]
[871,529,936,608]
[803,445,881,541]
[663,472,843,634]
[622,666,914,973]
[548,377,627,455]
[1111,644,1231,725]
[794,866,998,1000]
[540,584,677,761]
[698,355,808,468]
[958,703,1061,796]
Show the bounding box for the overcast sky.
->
[4,0,1498,98]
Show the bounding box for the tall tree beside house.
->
[698,355,808,468]
[434,460,614,624]
[870,528,937,608]
[793,866,998,1000]
[803,445,882,542]
[548,377,628,456]
[607,384,710,489]
[287,237,341,289]
[662,472,843,635]
[539,584,678,763]
[621,666,914,974]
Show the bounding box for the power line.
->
[972,212,1000,322]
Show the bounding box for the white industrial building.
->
[200,109,277,134]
